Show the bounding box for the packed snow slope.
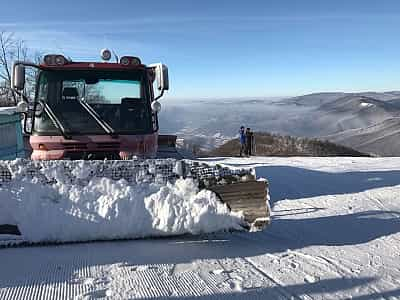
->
[1,157,400,299]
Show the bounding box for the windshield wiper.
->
[42,102,72,140]
[77,100,117,138]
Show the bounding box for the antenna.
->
[112,50,119,63]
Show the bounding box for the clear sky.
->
[1,0,400,99]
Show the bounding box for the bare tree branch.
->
[0,31,17,104]
[0,73,8,81]
[0,31,33,106]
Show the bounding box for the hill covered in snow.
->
[325,117,400,156]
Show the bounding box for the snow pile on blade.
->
[0,159,244,243]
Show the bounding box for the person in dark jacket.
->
[245,128,253,156]
[239,126,246,157]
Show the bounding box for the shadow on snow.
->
[1,209,399,291]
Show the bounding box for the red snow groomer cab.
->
[12,50,169,160]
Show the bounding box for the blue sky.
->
[1,0,400,99]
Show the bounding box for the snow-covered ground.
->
[1,157,400,299]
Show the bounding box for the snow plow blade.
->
[208,181,269,229]
[0,159,270,243]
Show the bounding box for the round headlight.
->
[131,57,141,65]
[101,48,112,61]
[55,55,66,65]
[44,55,53,65]
[151,101,162,113]
[120,57,130,65]
[16,101,29,113]
[35,102,44,117]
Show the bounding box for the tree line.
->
[207,132,370,157]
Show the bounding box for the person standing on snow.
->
[245,128,254,156]
[239,126,246,157]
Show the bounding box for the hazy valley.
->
[159,91,400,156]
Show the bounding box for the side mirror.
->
[12,63,26,90]
[149,63,169,91]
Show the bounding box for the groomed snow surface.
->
[1,157,400,299]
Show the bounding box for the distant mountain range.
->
[325,118,400,156]
[276,91,400,106]
[159,91,400,156]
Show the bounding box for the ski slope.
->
[1,157,400,299]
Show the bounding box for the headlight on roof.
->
[120,56,141,66]
[43,54,68,66]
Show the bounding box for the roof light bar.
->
[43,54,68,66]
[119,56,141,66]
